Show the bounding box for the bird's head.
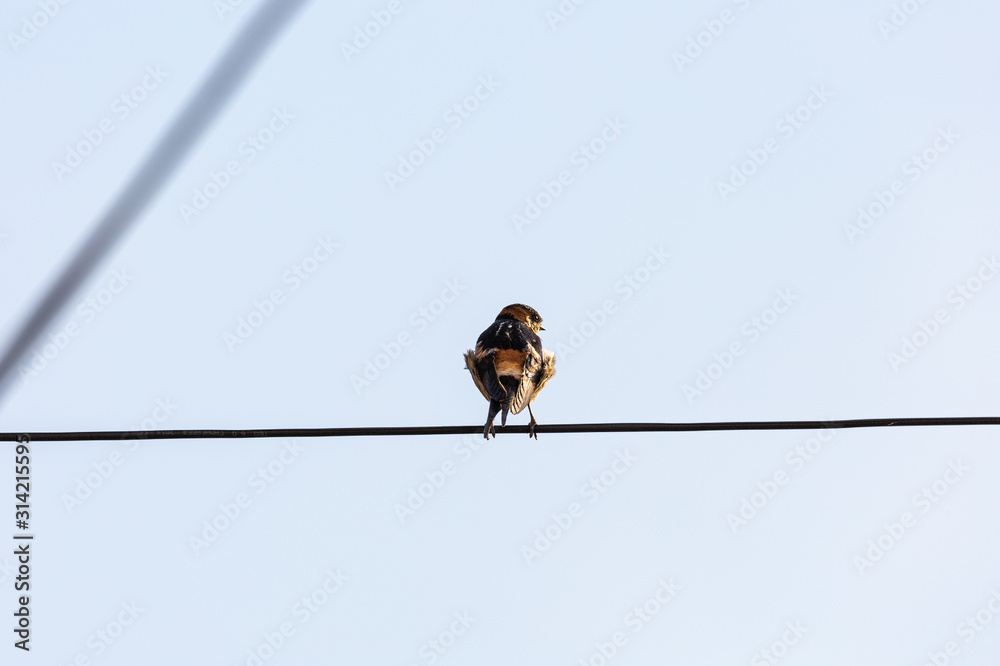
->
[496,303,545,334]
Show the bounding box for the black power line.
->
[0,0,312,408]
[3,416,999,442]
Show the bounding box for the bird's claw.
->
[483,423,496,439]
[528,418,538,439]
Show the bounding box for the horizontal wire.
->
[2,416,999,442]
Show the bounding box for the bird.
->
[464,304,555,439]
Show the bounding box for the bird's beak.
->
[539,326,545,331]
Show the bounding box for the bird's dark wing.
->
[463,350,491,401]
[508,350,556,415]
[464,349,507,403]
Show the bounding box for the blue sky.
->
[2,0,1000,663]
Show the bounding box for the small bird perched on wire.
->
[464,304,556,439]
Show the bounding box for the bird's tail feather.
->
[498,375,518,427]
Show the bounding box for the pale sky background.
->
[2,0,1000,663]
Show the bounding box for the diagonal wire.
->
[3,416,1000,441]
[0,0,312,408]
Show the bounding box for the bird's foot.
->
[527,403,539,439]
[483,422,496,439]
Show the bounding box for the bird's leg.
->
[484,400,502,439]
[527,403,538,439]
